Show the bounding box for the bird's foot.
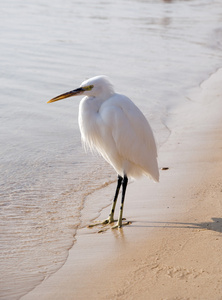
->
[111,220,131,229]
[87,217,115,228]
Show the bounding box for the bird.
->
[47,75,159,228]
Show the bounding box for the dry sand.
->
[22,69,222,300]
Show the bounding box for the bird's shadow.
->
[131,217,222,234]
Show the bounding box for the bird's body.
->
[48,75,159,228]
[78,79,159,181]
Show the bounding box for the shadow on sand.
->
[131,217,222,234]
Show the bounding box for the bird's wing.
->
[99,94,159,181]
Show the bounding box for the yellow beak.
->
[47,87,84,103]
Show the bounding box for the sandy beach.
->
[21,68,222,300]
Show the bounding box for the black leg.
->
[115,175,128,228]
[108,175,123,222]
[88,175,130,229]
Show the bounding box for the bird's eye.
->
[83,85,94,91]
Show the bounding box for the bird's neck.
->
[79,96,102,125]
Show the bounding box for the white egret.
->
[47,75,159,228]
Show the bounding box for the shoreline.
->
[22,68,222,300]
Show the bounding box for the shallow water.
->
[1,0,222,298]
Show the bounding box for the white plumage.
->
[78,76,159,181]
[48,75,159,228]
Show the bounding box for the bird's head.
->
[47,75,114,103]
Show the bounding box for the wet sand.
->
[22,69,222,299]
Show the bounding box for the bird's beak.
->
[47,87,84,103]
